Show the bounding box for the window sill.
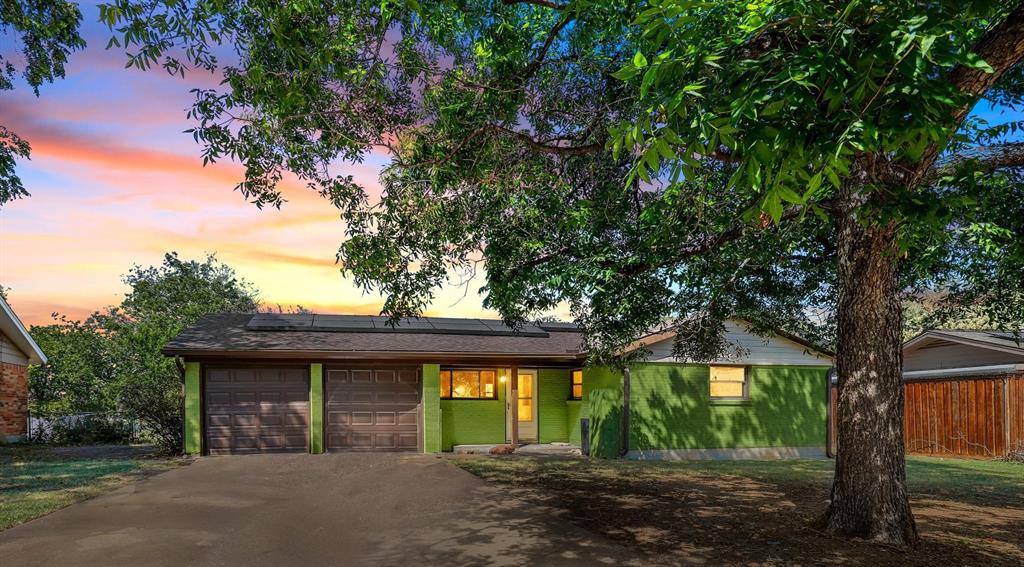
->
[709,399,752,406]
[440,398,500,401]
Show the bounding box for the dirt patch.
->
[452,456,1024,566]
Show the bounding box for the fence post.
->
[1005,377,1012,458]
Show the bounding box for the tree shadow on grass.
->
[454,455,1024,566]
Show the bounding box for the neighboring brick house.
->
[1,296,46,442]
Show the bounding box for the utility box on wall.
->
[580,417,590,456]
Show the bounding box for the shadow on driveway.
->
[0,453,646,566]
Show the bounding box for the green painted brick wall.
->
[566,401,583,446]
[582,366,623,458]
[309,363,324,454]
[183,362,201,455]
[589,388,623,458]
[422,364,441,453]
[440,398,506,450]
[628,364,830,450]
[538,368,570,443]
[440,369,507,451]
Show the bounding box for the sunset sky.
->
[0,4,528,327]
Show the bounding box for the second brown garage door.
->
[326,367,421,451]
[204,366,309,455]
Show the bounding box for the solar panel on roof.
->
[314,318,375,328]
[245,313,554,337]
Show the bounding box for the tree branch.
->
[502,0,567,10]
[909,4,1024,186]
[522,14,574,79]
[616,205,809,276]
[477,124,604,156]
[924,141,1024,183]
[511,204,815,276]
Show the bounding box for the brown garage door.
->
[326,367,420,451]
[204,366,309,455]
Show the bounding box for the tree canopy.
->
[96,1,1024,358]
[0,0,85,204]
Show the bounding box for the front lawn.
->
[452,455,1024,566]
[0,445,184,531]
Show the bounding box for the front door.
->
[508,369,538,441]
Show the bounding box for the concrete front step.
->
[452,443,583,456]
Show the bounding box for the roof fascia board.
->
[0,297,46,365]
[903,331,1024,357]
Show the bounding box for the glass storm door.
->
[508,369,538,441]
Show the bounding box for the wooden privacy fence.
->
[830,374,1024,458]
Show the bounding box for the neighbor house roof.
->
[903,329,1024,356]
[0,296,47,365]
[624,318,834,358]
[162,313,584,361]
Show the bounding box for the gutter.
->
[902,363,1024,381]
[161,348,584,363]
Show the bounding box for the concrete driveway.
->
[0,453,644,566]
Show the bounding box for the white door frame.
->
[507,368,538,441]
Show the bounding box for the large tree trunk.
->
[823,189,918,545]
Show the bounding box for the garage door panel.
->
[375,433,397,448]
[232,413,258,427]
[352,370,373,383]
[398,434,418,449]
[326,367,420,452]
[204,366,309,455]
[350,432,373,447]
[328,411,350,425]
[397,371,419,385]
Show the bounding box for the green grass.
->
[0,447,179,531]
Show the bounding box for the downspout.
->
[827,364,835,456]
[621,366,631,457]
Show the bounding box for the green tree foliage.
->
[903,291,1024,340]
[94,252,260,453]
[28,317,114,416]
[0,0,85,204]
[28,253,260,453]
[100,0,1024,543]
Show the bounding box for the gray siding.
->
[903,340,1024,371]
[0,332,29,366]
[644,320,833,366]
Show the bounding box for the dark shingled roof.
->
[163,313,584,359]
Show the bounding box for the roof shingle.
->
[163,313,583,359]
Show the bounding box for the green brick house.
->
[165,314,833,458]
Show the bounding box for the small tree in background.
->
[28,317,114,416]
[95,253,260,453]
[27,253,260,453]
